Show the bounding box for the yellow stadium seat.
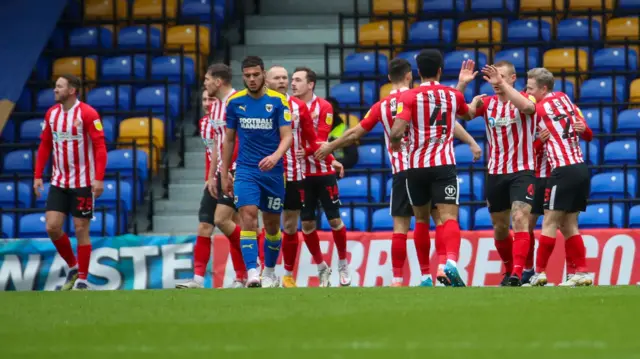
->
[339,114,360,129]
[379,83,393,99]
[118,117,165,173]
[630,79,640,108]
[568,0,613,11]
[167,25,210,56]
[543,49,588,79]
[84,0,128,20]
[359,21,406,46]
[133,0,177,19]
[457,19,502,56]
[607,17,639,40]
[373,0,418,14]
[520,0,564,11]
[52,57,97,82]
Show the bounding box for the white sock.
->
[70,264,78,271]
[194,275,205,285]
[438,264,445,270]
[338,259,348,267]
[420,274,430,282]
[447,259,457,267]
[285,270,293,276]
[393,277,403,284]
[263,267,275,275]
[318,261,328,271]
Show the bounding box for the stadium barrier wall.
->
[1,230,639,291]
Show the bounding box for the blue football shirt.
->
[226,88,291,174]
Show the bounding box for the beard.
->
[245,78,265,94]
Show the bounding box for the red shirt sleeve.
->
[360,102,382,132]
[315,101,334,141]
[475,96,491,118]
[396,91,414,122]
[82,105,107,181]
[455,90,469,117]
[34,109,54,179]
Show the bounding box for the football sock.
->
[302,230,325,265]
[391,232,408,278]
[240,230,258,270]
[443,219,461,262]
[77,243,92,280]
[52,232,77,268]
[512,232,530,278]
[413,222,431,275]
[282,232,299,273]
[435,224,446,267]
[536,235,556,273]
[332,225,348,260]
[264,230,282,269]
[494,235,514,273]
[193,235,211,277]
[227,225,247,279]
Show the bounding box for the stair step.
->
[257,0,368,15]
[152,214,200,234]
[154,199,200,213]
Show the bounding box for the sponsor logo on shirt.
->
[487,116,519,128]
[284,109,291,122]
[239,118,274,130]
[52,132,83,142]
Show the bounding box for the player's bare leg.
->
[390,215,411,287]
[281,210,300,288]
[328,218,351,286]
[509,201,532,286]
[177,221,214,289]
[436,203,465,287]
[215,207,248,288]
[261,212,283,288]
[491,210,513,286]
[238,205,262,287]
[46,211,78,290]
[71,217,92,290]
[301,220,332,287]
[430,208,450,286]
[411,204,433,287]
[557,212,592,287]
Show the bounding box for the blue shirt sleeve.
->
[226,99,237,130]
[277,98,291,128]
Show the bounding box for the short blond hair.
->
[494,60,516,76]
[527,67,554,91]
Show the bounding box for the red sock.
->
[193,236,211,277]
[564,238,576,275]
[536,235,556,273]
[52,233,77,268]
[525,231,535,269]
[566,234,587,272]
[391,232,408,278]
[303,230,325,264]
[77,243,92,280]
[228,225,247,279]
[282,232,299,272]
[512,232,530,278]
[332,226,348,260]
[413,222,431,275]
[494,235,513,273]
[435,225,446,265]
[442,219,461,262]
[257,229,265,269]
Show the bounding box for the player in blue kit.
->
[220,56,293,288]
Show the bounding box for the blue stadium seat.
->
[70,212,116,237]
[616,109,640,133]
[87,86,132,111]
[385,177,393,201]
[590,171,636,199]
[135,85,181,118]
[440,80,475,102]
[355,144,384,168]
[339,175,382,202]
[581,107,613,133]
[0,181,31,208]
[102,56,146,80]
[69,26,113,48]
[371,208,394,231]
[604,140,638,165]
[97,180,133,213]
[1,119,15,142]
[458,206,470,230]
[474,207,493,230]
[465,117,485,136]
[34,182,51,208]
[16,88,32,111]
[579,204,624,228]
[320,208,367,231]
[181,0,222,23]
[102,116,116,143]
[422,0,465,12]
[458,173,484,201]
[106,149,149,197]
[494,48,540,72]
[507,19,551,42]
[554,78,575,101]
[344,52,389,76]
[580,76,627,103]
[470,0,515,11]
[396,51,419,76]
[364,122,385,138]
[619,0,640,9]
[330,82,376,107]
[593,48,638,72]
[1,214,14,238]
[19,213,47,239]
[580,141,599,165]
[19,119,44,143]
[629,205,640,228]
[152,56,196,86]
[36,89,55,111]
[557,19,601,41]
[118,26,162,49]
[455,143,485,166]
[3,150,34,173]
[408,20,454,44]
[480,79,525,96]
[444,51,487,76]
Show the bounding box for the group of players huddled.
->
[33,49,594,291]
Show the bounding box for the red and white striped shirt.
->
[199,114,215,181]
[35,100,107,188]
[360,88,410,174]
[536,92,586,170]
[208,89,237,174]
[534,143,552,178]
[476,92,537,175]
[303,95,335,176]
[396,82,468,168]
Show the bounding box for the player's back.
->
[536,91,584,169]
[226,89,291,173]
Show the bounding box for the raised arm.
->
[482,65,536,115]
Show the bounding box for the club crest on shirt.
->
[325,113,333,126]
[265,104,273,113]
[93,119,103,131]
[73,118,82,128]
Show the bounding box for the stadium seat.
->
[135,85,181,118]
[355,144,384,168]
[36,89,55,111]
[70,212,116,237]
[543,48,588,74]
[464,117,485,136]
[554,77,575,100]
[458,206,471,230]
[579,204,623,228]
[329,82,376,107]
[421,0,465,12]
[102,56,147,80]
[606,17,639,56]
[379,83,393,99]
[152,56,196,86]
[470,0,516,11]
[181,0,227,24]
[87,86,132,111]
[133,0,177,19]
[339,113,360,129]
[339,175,382,202]
[385,177,393,201]
[581,107,613,133]
[106,149,149,183]
[3,150,34,173]
[18,213,47,239]
[631,79,640,107]
[629,205,640,228]
[118,117,165,169]
[455,143,485,166]
[1,214,14,238]
[444,51,488,76]
[19,119,44,143]
[34,182,52,208]
[580,77,626,103]
[343,53,389,76]
[593,48,638,72]
[118,26,162,49]
[69,27,113,49]
[619,0,640,9]
[371,208,394,231]
[396,51,420,76]
[580,140,599,165]
[97,179,133,213]
[604,140,637,165]
[358,21,406,46]
[1,119,15,142]
[0,181,31,208]
[474,207,493,230]
[167,25,211,56]
[557,19,601,41]
[480,79,526,96]
[568,0,613,11]
[373,0,419,14]
[590,171,636,199]
[507,19,551,42]
[457,19,502,53]
[408,20,454,45]
[320,208,367,231]
[494,48,540,72]
[458,173,484,201]
[520,0,564,11]
[52,57,97,81]
[617,109,640,133]
[84,0,128,20]
[440,79,475,103]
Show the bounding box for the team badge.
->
[325,113,333,126]
[93,119,103,131]
[265,104,273,112]
[74,118,82,128]
[284,109,291,122]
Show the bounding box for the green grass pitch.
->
[1,286,639,359]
